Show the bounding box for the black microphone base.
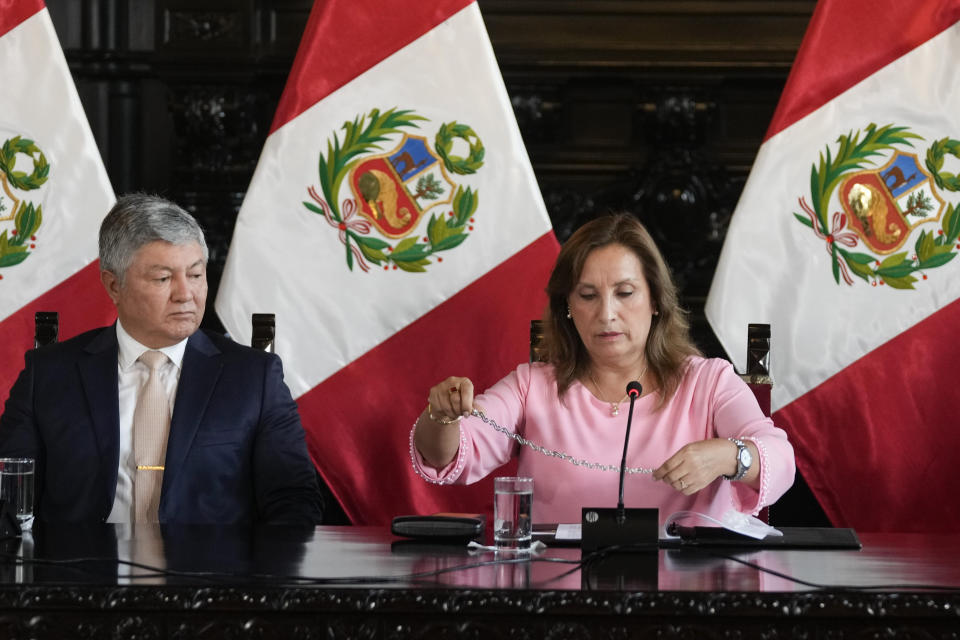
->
[581,507,658,553]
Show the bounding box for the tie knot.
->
[138,350,168,371]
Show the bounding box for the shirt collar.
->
[116,320,188,372]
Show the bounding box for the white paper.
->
[555,523,582,541]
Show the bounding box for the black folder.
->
[533,524,862,550]
[661,525,862,550]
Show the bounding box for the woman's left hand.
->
[652,438,740,495]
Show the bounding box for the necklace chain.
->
[469,409,654,475]
[588,366,648,416]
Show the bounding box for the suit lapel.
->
[77,326,121,513]
[78,327,121,472]
[163,331,222,495]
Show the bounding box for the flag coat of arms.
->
[216,0,558,524]
[0,0,116,403]
[707,0,960,532]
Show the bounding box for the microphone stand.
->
[581,381,659,553]
[616,381,642,525]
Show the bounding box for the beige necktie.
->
[133,350,171,523]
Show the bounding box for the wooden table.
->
[0,524,957,638]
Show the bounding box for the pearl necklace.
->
[588,366,648,416]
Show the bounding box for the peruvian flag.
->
[707,0,960,532]
[215,0,558,524]
[0,0,116,404]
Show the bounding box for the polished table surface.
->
[1,524,958,638]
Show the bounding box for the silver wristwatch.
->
[723,438,752,481]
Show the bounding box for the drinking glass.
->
[493,476,533,550]
[0,458,34,526]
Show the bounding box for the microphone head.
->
[626,380,643,398]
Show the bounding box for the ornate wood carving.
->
[167,87,263,177]
[157,2,250,52]
[167,12,239,44]
[1,585,959,638]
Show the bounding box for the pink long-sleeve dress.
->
[411,357,795,525]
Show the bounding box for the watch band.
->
[723,437,750,481]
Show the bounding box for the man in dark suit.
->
[0,194,323,525]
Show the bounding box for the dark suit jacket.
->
[0,326,323,525]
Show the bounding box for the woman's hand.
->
[414,376,475,470]
[652,438,758,494]
[427,376,475,422]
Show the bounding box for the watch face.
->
[739,447,753,468]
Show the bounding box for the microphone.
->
[581,379,659,552]
[616,381,643,523]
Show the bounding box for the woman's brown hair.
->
[541,213,701,407]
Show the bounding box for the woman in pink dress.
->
[410,214,795,525]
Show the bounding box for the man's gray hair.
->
[99,194,208,284]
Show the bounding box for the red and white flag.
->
[216,0,558,524]
[0,0,116,404]
[707,0,960,532]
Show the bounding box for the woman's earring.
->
[566,307,572,319]
[653,310,660,316]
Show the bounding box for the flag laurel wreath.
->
[793,123,960,289]
[925,137,960,192]
[304,108,483,272]
[0,136,50,191]
[435,122,485,175]
[0,137,47,269]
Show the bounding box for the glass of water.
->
[494,476,533,551]
[0,458,35,526]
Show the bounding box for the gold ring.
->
[679,479,685,489]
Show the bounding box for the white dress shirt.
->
[106,321,187,523]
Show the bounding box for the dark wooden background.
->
[46,0,815,351]
[45,0,828,526]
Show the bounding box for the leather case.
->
[391,514,485,540]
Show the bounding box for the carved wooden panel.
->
[480,1,813,68]
[157,0,252,54]
[0,585,958,639]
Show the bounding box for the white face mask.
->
[663,509,784,540]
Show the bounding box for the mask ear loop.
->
[663,509,783,540]
[721,510,783,539]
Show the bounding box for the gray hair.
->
[99,194,208,284]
